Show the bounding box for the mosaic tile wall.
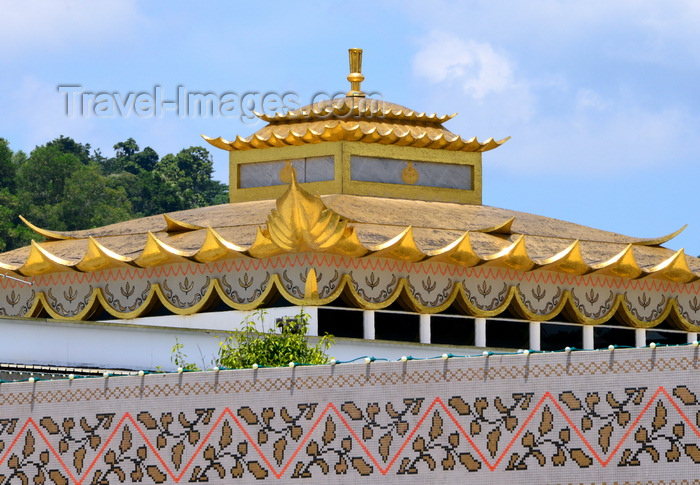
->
[2,346,700,484]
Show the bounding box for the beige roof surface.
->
[0,193,694,279]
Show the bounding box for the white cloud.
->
[412,33,514,99]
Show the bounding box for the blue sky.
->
[2,1,699,256]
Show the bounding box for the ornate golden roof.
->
[204,48,508,153]
[2,49,695,330]
[203,98,509,153]
[0,175,694,280]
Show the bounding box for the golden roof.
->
[0,174,694,281]
[203,97,509,153]
[204,48,507,153]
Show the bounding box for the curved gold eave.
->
[424,232,482,268]
[365,227,424,262]
[202,129,509,153]
[590,244,643,279]
[20,241,78,276]
[76,237,136,273]
[19,215,75,241]
[478,217,515,235]
[643,249,697,284]
[133,232,194,268]
[164,214,205,233]
[194,227,249,263]
[632,225,687,247]
[482,235,535,272]
[536,240,590,276]
[257,105,457,124]
[0,261,21,274]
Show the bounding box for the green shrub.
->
[171,309,333,370]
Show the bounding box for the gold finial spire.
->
[346,48,365,97]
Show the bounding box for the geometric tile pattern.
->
[2,346,700,483]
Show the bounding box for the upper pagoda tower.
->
[203,49,508,204]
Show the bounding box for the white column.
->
[635,328,646,348]
[529,321,541,351]
[419,314,431,344]
[475,318,487,347]
[363,310,375,340]
[688,332,698,344]
[583,325,594,350]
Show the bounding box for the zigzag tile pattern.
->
[2,347,700,483]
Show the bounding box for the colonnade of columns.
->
[359,311,697,350]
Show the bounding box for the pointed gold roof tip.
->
[483,235,535,272]
[347,48,365,98]
[134,231,193,268]
[478,217,515,235]
[76,237,135,273]
[646,248,697,283]
[425,231,482,267]
[591,244,642,279]
[20,240,76,276]
[632,224,687,247]
[367,227,424,262]
[163,214,205,233]
[538,240,590,275]
[193,227,248,263]
[19,215,75,241]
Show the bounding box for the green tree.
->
[109,138,159,175]
[0,135,229,253]
[0,138,15,191]
[0,188,33,251]
[155,146,226,209]
[57,163,133,230]
[15,144,83,209]
[46,135,91,165]
[172,310,333,371]
[215,310,333,369]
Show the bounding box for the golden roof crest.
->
[249,168,367,258]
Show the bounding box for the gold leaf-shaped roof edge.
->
[477,217,515,235]
[631,224,687,247]
[644,248,697,283]
[193,227,249,263]
[424,231,482,267]
[133,232,194,268]
[75,237,136,273]
[365,227,424,262]
[163,214,205,232]
[482,235,535,272]
[19,215,75,241]
[590,244,643,279]
[536,240,590,275]
[19,240,77,276]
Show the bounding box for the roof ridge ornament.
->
[346,48,366,98]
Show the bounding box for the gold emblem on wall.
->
[279,160,296,184]
[401,161,419,185]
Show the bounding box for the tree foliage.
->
[0,136,228,252]
[171,310,334,371]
